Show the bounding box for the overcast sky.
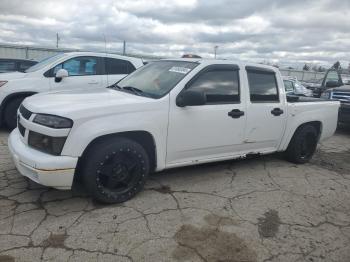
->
[0,0,349,67]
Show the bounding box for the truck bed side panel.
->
[279,101,340,151]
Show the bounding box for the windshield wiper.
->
[122,86,144,95]
[108,84,152,98]
[107,83,122,90]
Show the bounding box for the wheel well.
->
[293,121,322,141]
[75,131,157,181]
[1,92,36,120]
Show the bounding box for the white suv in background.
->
[0,52,144,129]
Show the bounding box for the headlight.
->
[28,131,67,155]
[0,81,8,87]
[321,92,330,99]
[33,114,73,129]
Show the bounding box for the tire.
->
[4,97,25,130]
[285,125,318,164]
[82,137,150,204]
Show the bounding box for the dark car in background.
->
[321,85,350,125]
[303,69,344,97]
[0,58,37,73]
[320,72,350,125]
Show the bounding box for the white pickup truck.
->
[0,52,144,129]
[9,59,340,203]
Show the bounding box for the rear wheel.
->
[4,97,25,130]
[285,125,318,164]
[82,137,150,204]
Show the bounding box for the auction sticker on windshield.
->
[169,67,191,74]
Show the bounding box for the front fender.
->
[62,109,169,171]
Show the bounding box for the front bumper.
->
[8,129,78,190]
[339,103,350,123]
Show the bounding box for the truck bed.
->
[287,95,328,103]
[280,98,340,151]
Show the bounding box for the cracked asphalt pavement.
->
[0,127,350,262]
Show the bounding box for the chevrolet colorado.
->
[9,59,340,203]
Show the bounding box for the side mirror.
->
[55,69,68,83]
[176,90,206,107]
[326,80,340,88]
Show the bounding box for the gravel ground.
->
[0,127,349,262]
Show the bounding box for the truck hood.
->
[0,72,27,80]
[22,88,157,119]
[329,85,350,92]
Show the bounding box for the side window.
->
[105,58,136,75]
[283,80,294,92]
[19,61,35,71]
[247,69,279,102]
[0,61,16,72]
[187,69,240,104]
[52,57,98,76]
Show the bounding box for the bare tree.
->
[332,61,341,70]
[303,64,310,71]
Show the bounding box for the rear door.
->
[243,66,287,152]
[49,56,104,90]
[166,64,247,166]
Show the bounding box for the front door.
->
[166,64,247,167]
[243,66,287,152]
[49,56,104,91]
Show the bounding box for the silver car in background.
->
[283,77,313,97]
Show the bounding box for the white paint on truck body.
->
[8,59,340,189]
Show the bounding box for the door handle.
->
[228,109,244,118]
[88,81,99,84]
[271,108,284,116]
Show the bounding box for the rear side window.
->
[187,67,240,104]
[105,58,136,75]
[247,68,279,102]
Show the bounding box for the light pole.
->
[56,33,60,48]
[214,45,219,59]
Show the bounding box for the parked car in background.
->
[283,78,313,97]
[321,81,350,125]
[300,78,323,93]
[0,58,37,73]
[9,59,339,203]
[342,76,350,85]
[0,52,144,129]
[307,69,344,97]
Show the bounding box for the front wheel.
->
[285,125,318,164]
[82,137,150,204]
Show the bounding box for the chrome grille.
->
[19,105,32,120]
[18,121,25,137]
[331,92,350,103]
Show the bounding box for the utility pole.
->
[56,33,60,48]
[214,45,219,59]
[103,34,107,53]
[123,40,126,55]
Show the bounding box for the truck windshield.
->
[25,53,66,73]
[115,61,198,98]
